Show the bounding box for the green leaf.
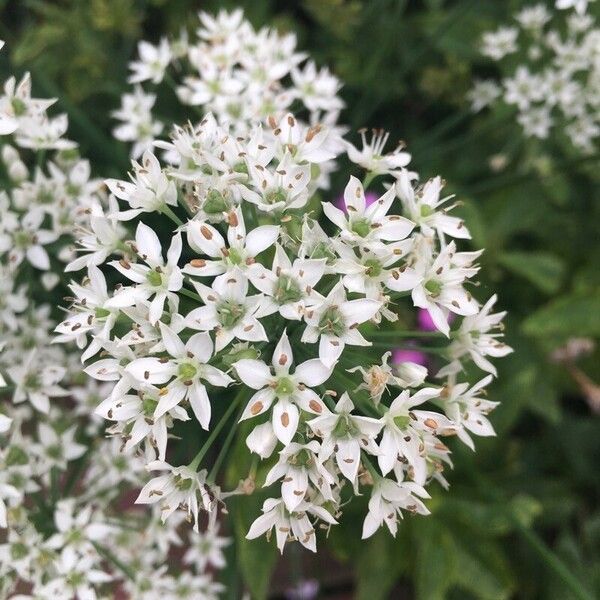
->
[498,251,565,294]
[453,543,510,600]
[415,521,455,600]
[522,291,600,338]
[231,494,279,600]
[356,531,406,600]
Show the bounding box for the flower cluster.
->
[114,7,345,175]
[59,78,511,551]
[0,41,229,598]
[470,1,600,152]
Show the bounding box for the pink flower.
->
[392,348,427,367]
[334,191,378,213]
[418,308,454,332]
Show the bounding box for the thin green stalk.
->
[93,542,136,582]
[160,204,184,227]
[208,406,241,483]
[189,387,246,470]
[368,330,444,339]
[180,285,202,303]
[514,522,594,600]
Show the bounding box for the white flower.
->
[235,331,331,445]
[408,241,480,336]
[112,87,163,158]
[185,272,272,351]
[129,38,172,84]
[7,351,67,413]
[323,176,414,250]
[302,281,381,368]
[264,442,335,512]
[265,440,335,512]
[378,388,454,484]
[1,208,58,271]
[183,526,230,571]
[481,27,518,61]
[136,461,212,532]
[556,0,595,14]
[362,478,430,539]
[248,244,326,320]
[443,376,498,450]
[307,393,382,484]
[246,497,337,553]
[396,172,470,240]
[184,208,279,282]
[126,323,233,429]
[346,128,411,175]
[106,151,177,220]
[438,294,513,377]
[107,223,183,325]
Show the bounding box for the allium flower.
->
[346,128,411,176]
[246,497,337,554]
[307,393,382,485]
[474,2,600,152]
[235,331,331,445]
[50,10,510,559]
[136,461,212,532]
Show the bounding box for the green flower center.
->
[204,189,228,214]
[290,448,313,468]
[310,242,336,262]
[10,542,28,560]
[332,415,360,439]
[174,474,193,491]
[95,307,111,319]
[424,279,442,297]
[265,188,287,205]
[14,231,32,248]
[6,446,28,467]
[364,258,383,278]
[275,376,295,396]
[274,275,303,305]
[178,362,197,381]
[218,301,246,329]
[146,270,164,287]
[393,415,411,430]
[318,306,346,337]
[142,396,158,416]
[351,218,371,238]
[420,204,434,217]
[227,247,244,266]
[11,97,26,116]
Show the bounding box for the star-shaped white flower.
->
[323,176,414,249]
[307,392,382,484]
[125,323,233,429]
[235,331,332,445]
[107,223,183,325]
[301,281,381,368]
[185,272,273,352]
[249,244,326,320]
[184,208,279,283]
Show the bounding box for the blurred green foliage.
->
[1,0,598,598]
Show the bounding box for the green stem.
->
[180,285,202,303]
[161,204,184,227]
[208,406,241,483]
[369,330,444,339]
[93,542,136,582]
[189,387,246,471]
[514,522,594,600]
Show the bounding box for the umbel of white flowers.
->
[0,38,230,599]
[471,0,600,153]
[57,94,511,552]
